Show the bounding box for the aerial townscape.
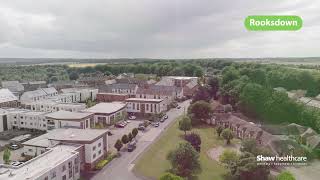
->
[0,59,319,180]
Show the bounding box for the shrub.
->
[95,159,109,170]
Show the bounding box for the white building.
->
[20,87,58,104]
[45,110,94,130]
[83,102,127,126]
[60,88,98,102]
[28,100,86,113]
[0,144,81,180]
[0,88,18,108]
[126,98,166,115]
[22,128,109,170]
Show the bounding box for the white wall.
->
[84,137,104,163]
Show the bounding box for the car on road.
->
[164,115,168,119]
[127,141,137,152]
[124,120,131,123]
[177,106,181,109]
[128,116,136,120]
[9,144,19,150]
[160,118,165,122]
[115,123,125,128]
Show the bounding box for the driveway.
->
[91,100,191,180]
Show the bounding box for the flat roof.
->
[23,128,108,147]
[84,102,126,114]
[45,110,93,120]
[97,92,128,96]
[0,144,79,180]
[126,98,163,103]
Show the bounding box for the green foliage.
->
[3,148,11,164]
[276,171,296,180]
[240,138,258,154]
[121,135,129,145]
[159,173,184,180]
[132,128,138,138]
[95,159,109,170]
[179,116,192,135]
[219,149,239,167]
[167,142,201,177]
[114,139,123,152]
[216,126,223,137]
[128,133,133,142]
[221,128,233,145]
[188,101,212,125]
[185,132,201,152]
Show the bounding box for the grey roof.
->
[137,85,182,96]
[45,110,93,120]
[126,98,163,103]
[186,79,198,89]
[1,81,24,92]
[84,102,126,114]
[155,77,175,86]
[41,87,58,94]
[0,88,18,103]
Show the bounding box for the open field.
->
[67,63,107,68]
[133,118,233,180]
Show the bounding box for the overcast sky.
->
[0,0,319,58]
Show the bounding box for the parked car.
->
[9,144,19,150]
[152,122,160,127]
[125,120,131,123]
[115,123,125,128]
[11,161,23,166]
[164,115,168,119]
[127,141,137,152]
[177,106,181,109]
[138,125,145,131]
[160,118,165,123]
[128,116,136,120]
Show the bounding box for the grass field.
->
[133,118,229,180]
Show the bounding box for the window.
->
[28,149,33,152]
[137,103,140,110]
[146,104,149,111]
[44,176,48,180]
[93,153,96,159]
[30,123,33,125]
[62,165,66,172]
[62,175,66,180]
[21,122,24,125]
[68,162,73,178]
[133,103,135,110]
[98,150,102,154]
[51,171,56,179]
[92,146,96,151]
[98,143,101,147]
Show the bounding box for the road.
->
[92,100,191,180]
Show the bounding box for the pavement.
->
[91,100,191,180]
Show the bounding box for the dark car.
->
[107,131,113,136]
[138,125,145,131]
[177,106,181,109]
[128,141,137,152]
[164,115,168,119]
[9,144,19,150]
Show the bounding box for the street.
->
[91,100,191,180]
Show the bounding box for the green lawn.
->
[133,118,229,180]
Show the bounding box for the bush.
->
[185,132,201,152]
[95,159,109,170]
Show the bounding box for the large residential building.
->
[136,85,183,109]
[126,98,166,116]
[22,81,47,91]
[83,102,127,126]
[20,87,58,104]
[96,92,129,102]
[156,76,199,97]
[60,88,98,102]
[99,83,138,97]
[45,110,94,130]
[0,88,19,108]
[27,100,86,113]
[22,128,109,170]
[0,144,81,180]
[1,81,24,98]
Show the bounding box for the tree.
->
[192,86,211,103]
[179,116,192,136]
[159,173,184,180]
[128,133,133,142]
[167,142,201,177]
[240,138,257,154]
[208,76,220,99]
[219,149,239,167]
[276,171,295,180]
[221,128,233,145]
[185,132,201,152]
[188,100,212,125]
[69,71,79,80]
[121,135,129,145]
[114,139,123,152]
[132,128,138,138]
[216,126,223,137]
[3,148,11,164]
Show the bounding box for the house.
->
[136,85,183,109]
[0,88,19,108]
[126,98,166,116]
[1,81,24,98]
[22,81,47,91]
[22,128,109,171]
[306,135,320,149]
[45,110,94,130]
[0,144,81,180]
[156,76,198,97]
[78,73,110,87]
[60,88,98,102]
[183,78,199,97]
[115,78,148,87]
[99,83,138,97]
[83,102,127,126]
[96,92,129,102]
[20,87,58,104]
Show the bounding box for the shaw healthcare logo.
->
[256,155,308,166]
